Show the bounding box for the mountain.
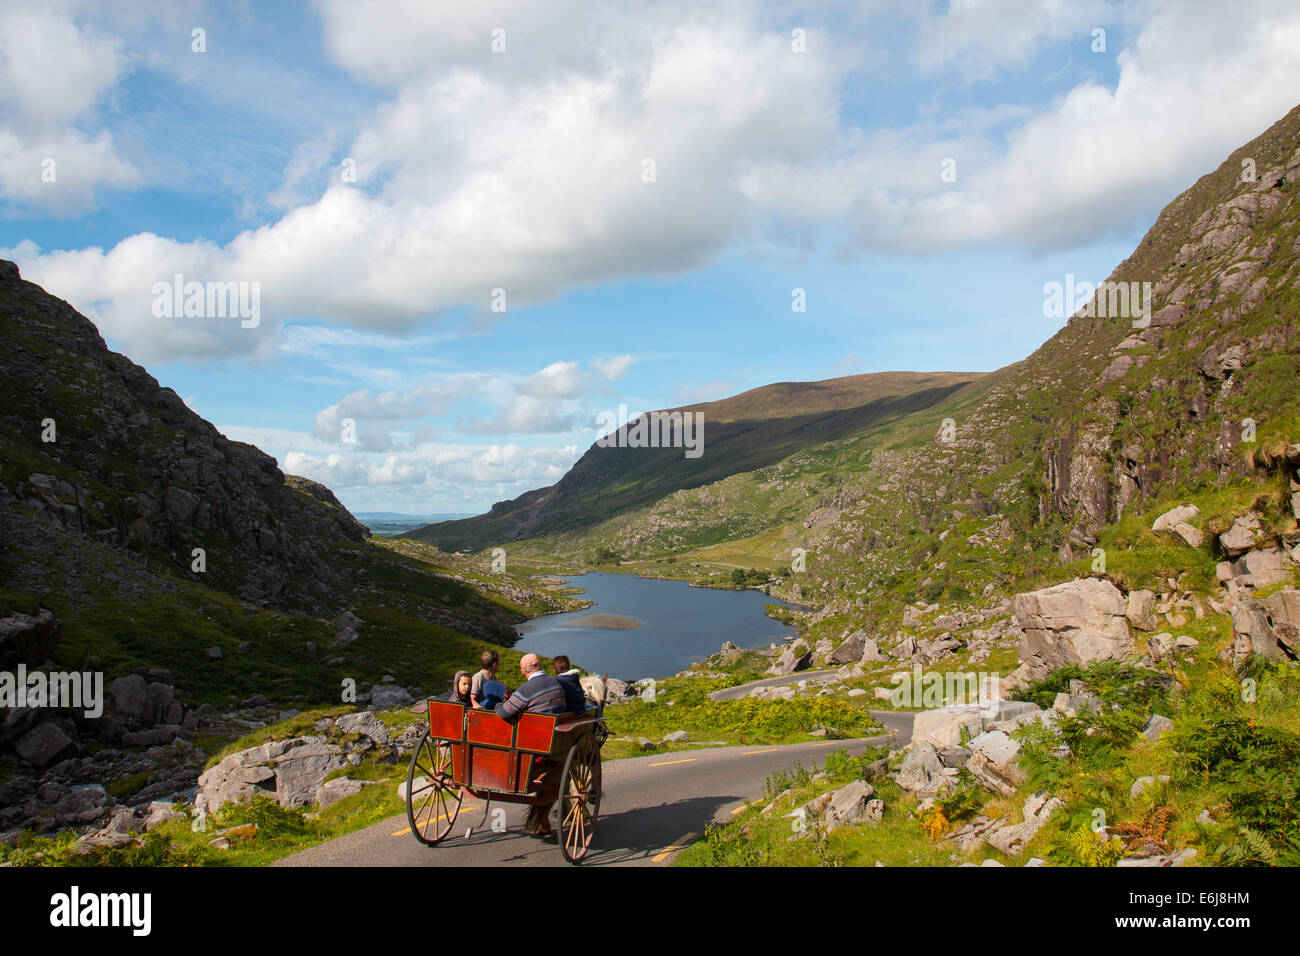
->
[411,103,1300,634]
[406,371,982,552]
[0,261,577,707]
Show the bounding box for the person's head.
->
[519,653,542,676]
[480,650,499,675]
[552,655,571,673]
[454,671,471,697]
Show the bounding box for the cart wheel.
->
[406,729,461,845]
[558,734,601,863]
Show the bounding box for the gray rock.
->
[334,710,392,747]
[1219,514,1261,558]
[661,730,690,743]
[315,777,364,808]
[1129,775,1172,799]
[197,735,347,813]
[1125,590,1157,631]
[966,731,1026,796]
[205,646,223,660]
[895,743,951,798]
[0,608,62,668]
[938,746,970,768]
[912,705,985,750]
[334,610,363,645]
[13,721,77,768]
[827,631,866,665]
[768,640,812,676]
[1014,578,1133,680]
[823,780,877,832]
[1152,504,1199,532]
[369,685,414,710]
[1142,714,1174,741]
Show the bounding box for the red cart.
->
[405,700,607,863]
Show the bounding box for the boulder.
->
[1142,714,1174,741]
[768,640,812,676]
[1152,504,1199,532]
[1235,548,1292,588]
[827,631,866,666]
[912,705,985,750]
[987,791,1064,857]
[938,746,970,768]
[718,641,743,665]
[1219,514,1261,558]
[661,730,690,743]
[822,780,878,832]
[197,736,347,813]
[334,610,363,644]
[895,743,953,798]
[1130,775,1171,799]
[334,711,392,748]
[966,730,1026,796]
[0,609,62,668]
[859,638,887,663]
[1125,590,1157,631]
[369,685,414,710]
[1171,523,1203,548]
[13,721,77,768]
[1231,599,1280,662]
[1014,578,1133,680]
[315,777,364,808]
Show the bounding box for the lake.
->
[512,572,797,680]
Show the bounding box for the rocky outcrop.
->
[0,609,62,668]
[768,640,812,676]
[826,631,866,665]
[1014,578,1133,680]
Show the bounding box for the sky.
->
[3,0,1300,515]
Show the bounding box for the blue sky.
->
[4,0,1299,514]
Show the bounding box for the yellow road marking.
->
[741,749,777,755]
[811,741,841,747]
[649,758,698,767]
[393,801,480,837]
[652,832,698,862]
[730,803,748,814]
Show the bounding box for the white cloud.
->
[591,354,635,380]
[913,0,1113,79]
[517,361,582,399]
[0,4,137,212]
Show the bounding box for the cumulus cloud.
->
[9,0,1300,364]
[591,354,635,380]
[0,4,137,213]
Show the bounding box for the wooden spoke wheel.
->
[406,729,461,845]
[558,734,601,863]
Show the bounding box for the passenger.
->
[448,670,472,705]
[495,653,568,837]
[552,655,588,715]
[470,650,509,709]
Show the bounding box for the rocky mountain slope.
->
[407,371,980,552]
[436,105,1300,635]
[0,262,590,836]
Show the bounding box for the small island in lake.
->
[566,613,646,629]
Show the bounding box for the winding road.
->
[278,709,914,868]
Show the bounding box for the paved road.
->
[277,712,913,868]
[707,669,845,701]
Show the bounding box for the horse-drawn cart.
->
[405,700,607,863]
